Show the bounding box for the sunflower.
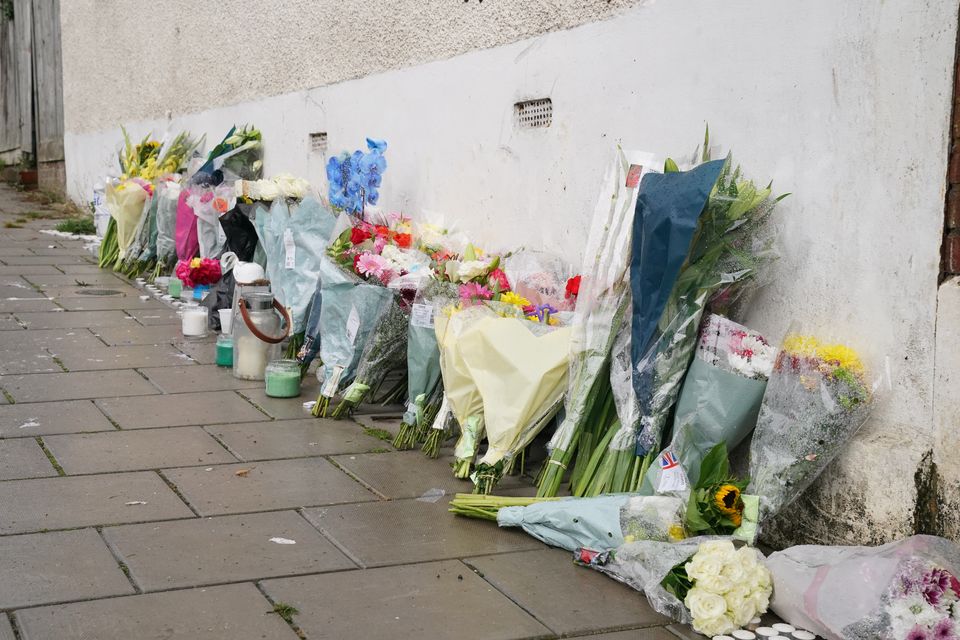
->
[713,484,743,520]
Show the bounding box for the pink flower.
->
[355,252,387,279]
[373,236,387,254]
[459,282,492,304]
[934,619,956,640]
[908,625,931,640]
[487,268,510,293]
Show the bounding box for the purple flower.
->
[923,569,953,606]
[933,618,956,640]
[908,625,932,640]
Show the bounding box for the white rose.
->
[686,554,724,581]
[697,573,734,595]
[748,590,770,614]
[698,540,736,556]
[749,565,772,590]
[721,560,747,584]
[251,180,280,201]
[736,546,761,570]
[685,587,728,621]
[692,613,736,637]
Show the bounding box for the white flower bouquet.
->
[580,538,772,637]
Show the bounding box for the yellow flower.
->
[782,334,820,357]
[500,291,530,307]
[190,258,201,268]
[815,343,865,377]
[667,523,687,541]
[713,484,743,521]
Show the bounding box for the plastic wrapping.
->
[538,149,656,497]
[186,183,233,259]
[641,315,775,494]
[106,180,152,261]
[502,250,571,308]
[218,205,259,262]
[748,330,883,520]
[767,535,960,640]
[460,316,572,492]
[154,180,180,272]
[175,188,199,263]
[497,494,686,553]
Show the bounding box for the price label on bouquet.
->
[283,229,296,270]
[411,303,434,329]
[345,305,361,345]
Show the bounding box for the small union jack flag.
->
[659,451,679,470]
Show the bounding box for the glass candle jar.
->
[233,292,282,381]
[168,278,182,298]
[264,359,302,398]
[181,305,208,339]
[216,334,234,367]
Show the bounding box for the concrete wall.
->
[60,1,959,544]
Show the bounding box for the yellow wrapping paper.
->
[106,181,151,259]
[435,305,495,428]
[460,317,571,466]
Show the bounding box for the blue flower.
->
[327,139,388,214]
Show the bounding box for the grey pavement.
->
[0,184,682,639]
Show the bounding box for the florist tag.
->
[345,305,361,344]
[283,229,295,270]
[322,365,344,398]
[410,303,434,329]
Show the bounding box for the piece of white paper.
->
[345,305,360,344]
[410,303,434,329]
[269,537,297,545]
[283,229,296,269]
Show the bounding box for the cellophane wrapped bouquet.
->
[640,314,776,494]
[580,538,772,637]
[767,535,960,640]
[748,330,880,520]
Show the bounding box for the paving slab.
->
[53,263,110,274]
[24,273,127,287]
[44,427,238,474]
[39,284,142,299]
[173,339,218,364]
[13,310,135,330]
[139,364,263,393]
[14,583,300,640]
[163,457,377,516]
[0,298,59,313]
[49,343,195,370]
[104,510,355,591]
[0,247,37,256]
[92,323,183,345]
[0,529,134,609]
[55,295,166,311]
[126,307,182,325]
[235,375,321,419]
[0,370,159,402]
[0,471,195,534]
[0,438,56,479]
[0,314,22,330]
[0,327,101,348]
[0,399,116,436]
[26,245,94,256]
[0,617,13,640]
[0,254,92,265]
[571,630,677,640]
[303,497,543,568]
[261,560,551,640]
[0,349,60,374]
[207,418,383,461]
[467,548,670,636]
[0,264,60,275]
[330,449,524,499]
[96,390,267,428]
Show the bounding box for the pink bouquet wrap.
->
[175,189,199,263]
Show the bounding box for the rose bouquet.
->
[174,257,222,289]
[748,331,877,520]
[766,535,960,640]
[640,314,776,495]
[537,149,655,498]
[581,538,772,637]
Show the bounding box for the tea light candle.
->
[265,360,301,398]
[181,306,208,338]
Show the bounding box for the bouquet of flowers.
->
[640,314,776,494]
[327,138,387,215]
[153,179,181,277]
[580,538,772,637]
[451,444,757,546]
[537,149,655,498]
[236,174,311,203]
[101,178,154,270]
[766,535,960,640]
[175,257,222,289]
[748,331,877,520]
[197,124,263,180]
[187,182,235,259]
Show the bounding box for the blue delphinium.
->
[327,138,388,215]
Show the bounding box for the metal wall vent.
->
[515,98,552,129]
[309,132,328,153]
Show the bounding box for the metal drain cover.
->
[75,289,123,296]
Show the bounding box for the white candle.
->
[181,307,208,338]
[235,335,268,379]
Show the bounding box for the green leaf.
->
[697,443,729,487]
[684,490,712,532]
[702,124,710,163]
[664,158,680,173]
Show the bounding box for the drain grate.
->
[76,289,123,296]
[515,98,552,129]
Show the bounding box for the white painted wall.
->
[62,1,959,544]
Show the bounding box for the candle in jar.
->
[181,306,208,338]
[265,361,301,398]
[234,335,269,380]
[215,335,233,367]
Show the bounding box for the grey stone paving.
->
[0,184,688,639]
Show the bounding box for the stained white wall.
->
[61,1,959,544]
